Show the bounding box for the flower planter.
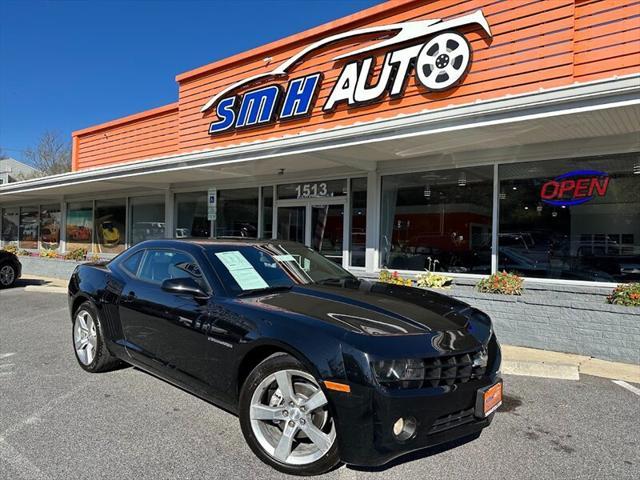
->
[17,255,85,282]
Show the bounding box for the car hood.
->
[253,280,472,336]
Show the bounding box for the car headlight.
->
[372,359,425,389]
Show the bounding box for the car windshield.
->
[205,242,355,296]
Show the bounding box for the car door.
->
[119,248,214,391]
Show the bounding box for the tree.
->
[21,131,71,178]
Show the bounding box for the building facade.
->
[1,0,639,288]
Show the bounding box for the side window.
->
[121,251,144,275]
[138,249,208,291]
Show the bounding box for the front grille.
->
[428,407,475,435]
[423,351,487,388]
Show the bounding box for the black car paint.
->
[68,239,501,466]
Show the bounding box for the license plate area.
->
[475,381,503,418]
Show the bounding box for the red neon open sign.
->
[540,170,609,206]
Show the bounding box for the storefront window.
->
[175,191,209,238]
[1,208,19,246]
[380,167,493,273]
[499,154,640,283]
[95,199,126,254]
[40,204,61,250]
[350,177,367,267]
[19,206,39,249]
[277,179,347,200]
[216,188,258,238]
[66,202,93,252]
[129,195,165,245]
[262,186,273,239]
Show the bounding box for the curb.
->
[24,285,67,294]
[501,360,579,380]
[502,345,640,383]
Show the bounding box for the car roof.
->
[132,238,302,250]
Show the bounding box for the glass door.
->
[276,206,306,243]
[311,204,344,265]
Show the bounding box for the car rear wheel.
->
[0,262,17,289]
[72,301,121,373]
[239,354,340,476]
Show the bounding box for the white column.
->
[491,163,499,274]
[60,198,67,253]
[164,189,174,239]
[365,170,380,274]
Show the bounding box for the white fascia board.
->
[1,73,639,198]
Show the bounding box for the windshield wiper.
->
[236,285,293,298]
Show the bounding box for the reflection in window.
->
[380,167,493,273]
[95,199,126,254]
[262,186,273,239]
[499,154,640,283]
[40,204,61,250]
[129,195,165,245]
[175,191,209,238]
[138,249,207,291]
[19,206,39,249]
[66,202,93,252]
[350,178,367,267]
[216,188,258,238]
[1,208,19,246]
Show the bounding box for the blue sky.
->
[0,0,380,163]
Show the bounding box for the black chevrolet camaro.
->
[68,239,502,475]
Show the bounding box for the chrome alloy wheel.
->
[249,369,336,465]
[74,310,97,366]
[0,264,15,286]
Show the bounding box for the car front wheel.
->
[239,354,340,476]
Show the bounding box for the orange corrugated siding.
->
[73,0,640,171]
[73,103,179,171]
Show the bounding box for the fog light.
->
[393,418,404,436]
[392,416,417,441]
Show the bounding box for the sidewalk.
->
[502,344,640,384]
[18,274,68,292]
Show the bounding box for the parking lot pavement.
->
[1,287,638,480]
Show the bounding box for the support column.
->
[365,170,380,274]
[491,163,499,274]
[60,198,67,253]
[164,189,174,239]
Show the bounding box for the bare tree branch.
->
[17,131,71,179]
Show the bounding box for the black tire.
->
[239,353,341,476]
[0,261,17,289]
[72,301,122,373]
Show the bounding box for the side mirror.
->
[161,277,209,299]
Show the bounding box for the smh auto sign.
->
[201,10,492,135]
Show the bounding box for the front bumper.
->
[327,374,500,466]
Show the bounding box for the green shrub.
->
[476,271,523,295]
[378,269,413,287]
[64,248,87,261]
[2,245,18,254]
[416,271,453,289]
[607,283,640,306]
[39,249,59,259]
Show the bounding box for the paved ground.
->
[1,286,638,480]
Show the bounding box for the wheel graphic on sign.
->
[416,32,471,91]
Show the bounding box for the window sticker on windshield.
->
[215,251,253,271]
[215,251,269,290]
